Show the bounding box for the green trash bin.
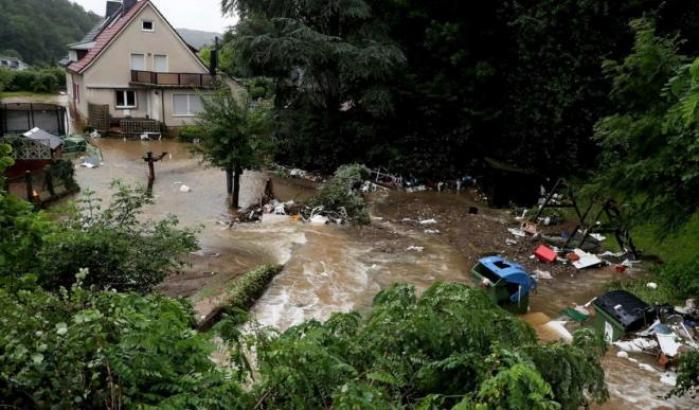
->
[593,290,653,343]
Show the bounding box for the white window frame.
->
[154,54,168,72]
[116,90,137,109]
[130,53,146,70]
[142,19,155,32]
[172,94,202,117]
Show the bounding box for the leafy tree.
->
[593,18,692,231]
[593,19,699,396]
[226,0,405,173]
[247,283,608,409]
[192,87,273,208]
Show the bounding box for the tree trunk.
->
[231,165,242,209]
[226,167,233,195]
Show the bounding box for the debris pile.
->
[586,290,699,388]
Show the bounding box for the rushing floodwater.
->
[72,139,697,410]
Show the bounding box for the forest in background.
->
[0,0,100,65]
[222,0,699,180]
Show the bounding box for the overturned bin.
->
[471,256,536,314]
[593,290,654,343]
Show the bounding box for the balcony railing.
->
[130,70,217,88]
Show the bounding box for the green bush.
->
[0,69,15,91]
[249,283,608,409]
[2,67,65,93]
[177,124,205,142]
[34,183,199,293]
[309,163,371,225]
[0,284,249,409]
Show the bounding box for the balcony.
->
[130,70,217,88]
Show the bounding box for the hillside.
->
[0,0,100,65]
[177,28,221,49]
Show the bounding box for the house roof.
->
[67,0,148,74]
[79,18,109,44]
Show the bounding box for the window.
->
[154,54,168,72]
[142,20,154,32]
[130,53,145,70]
[116,90,137,108]
[173,94,203,116]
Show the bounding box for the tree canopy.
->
[0,0,100,65]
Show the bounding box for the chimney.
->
[209,36,219,75]
[105,1,122,18]
[123,0,138,13]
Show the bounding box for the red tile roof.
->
[67,0,149,74]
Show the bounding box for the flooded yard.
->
[71,139,697,410]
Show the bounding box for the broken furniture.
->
[531,178,638,258]
[471,256,536,314]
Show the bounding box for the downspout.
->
[161,90,165,130]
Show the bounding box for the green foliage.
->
[193,88,272,171]
[0,284,248,409]
[0,0,100,65]
[674,350,699,398]
[248,283,607,409]
[593,18,699,232]
[0,67,66,93]
[309,164,371,225]
[227,265,283,313]
[229,0,405,173]
[177,124,205,143]
[190,86,273,207]
[33,183,198,293]
[0,144,54,291]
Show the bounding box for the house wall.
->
[82,4,207,87]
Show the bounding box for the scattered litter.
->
[646,282,658,290]
[540,321,573,343]
[638,363,657,373]
[522,221,540,236]
[310,215,330,225]
[260,214,292,224]
[534,244,557,263]
[405,185,427,193]
[508,228,526,237]
[80,156,101,168]
[406,245,425,252]
[675,299,696,316]
[656,325,682,357]
[614,338,659,353]
[590,233,606,242]
[424,229,440,235]
[660,372,678,386]
[505,238,518,246]
[419,218,438,225]
[572,248,603,269]
[179,185,191,193]
[533,269,553,280]
[616,351,629,359]
[273,203,287,215]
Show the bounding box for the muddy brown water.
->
[71,139,696,409]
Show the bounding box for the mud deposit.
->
[71,140,697,409]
